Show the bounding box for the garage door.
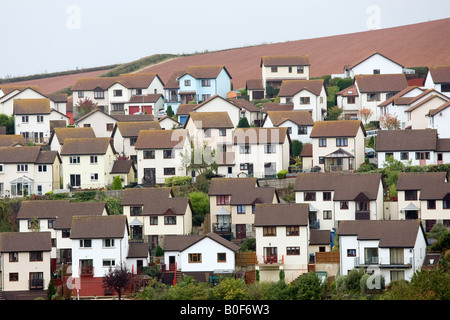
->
[129,106,140,115]
[143,106,153,114]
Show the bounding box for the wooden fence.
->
[315,251,340,263]
[236,252,257,266]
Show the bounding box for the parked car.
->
[365,147,375,158]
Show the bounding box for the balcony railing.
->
[213,224,231,233]
[80,266,94,276]
[355,211,370,220]
[29,279,44,289]
[257,255,284,266]
[354,256,413,268]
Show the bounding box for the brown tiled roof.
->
[337,220,424,248]
[163,70,185,89]
[345,52,404,70]
[128,242,150,258]
[261,103,294,113]
[354,74,408,93]
[396,172,447,191]
[294,172,382,201]
[0,146,41,163]
[266,110,314,126]
[13,98,50,115]
[377,86,423,107]
[116,73,162,89]
[0,85,41,96]
[121,187,190,216]
[229,98,261,112]
[375,129,437,152]
[72,77,117,91]
[111,159,135,173]
[309,229,331,245]
[336,85,359,97]
[310,120,365,138]
[278,79,325,97]
[50,120,67,131]
[112,114,155,122]
[427,65,450,83]
[163,232,240,252]
[0,134,26,147]
[135,129,188,149]
[436,138,450,152]
[429,101,450,116]
[300,144,312,157]
[261,55,310,67]
[52,127,96,145]
[208,178,277,205]
[70,215,128,239]
[115,121,161,137]
[0,232,52,252]
[47,93,68,103]
[60,137,112,155]
[176,104,198,115]
[254,203,309,227]
[246,79,264,90]
[233,127,288,145]
[405,94,449,113]
[180,65,231,79]
[36,150,59,164]
[128,94,163,103]
[187,112,234,129]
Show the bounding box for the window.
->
[83,124,91,127]
[219,129,226,136]
[240,145,251,154]
[443,195,450,209]
[287,127,292,134]
[78,91,84,98]
[300,97,310,104]
[163,150,174,159]
[347,96,356,104]
[265,144,275,154]
[286,226,299,236]
[201,79,211,87]
[441,84,450,92]
[367,93,380,101]
[164,167,175,175]
[70,156,80,164]
[319,157,325,164]
[287,247,300,255]
[112,103,124,111]
[400,152,409,160]
[129,137,137,146]
[304,192,316,201]
[438,153,443,161]
[216,195,229,205]
[323,192,331,201]
[80,239,92,248]
[202,94,211,101]
[184,79,191,86]
[237,205,246,214]
[164,216,176,225]
[9,252,19,262]
[405,190,418,201]
[240,163,250,170]
[188,253,202,263]
[29,251,43,261]
[288,66,292,73]
[90,173,99,181]
[271,66,278,73]
[385,153,394,160]
[94,89,104,99]
[427,200,436,209]
[90,156,98,164]
[340,201,349,210]
[102,259,116,267]
[106,123,114,131]
[150,216,158,225]
[323,210,332,220]
[390,270,405,282]
[9,273,19,281]
[373,69,380,74]
[38,165,47,172]
[143,150,155,159]
[113,89,123,97]
[319,139,327,147]
[336,138,348,146]
[103,239,115,248]
[217,253,227,263]
[347,249,356,257]
[48,219,56,229]
[298,126,308,135]
[415,152,430,160]
[62,229,70,238]
[356,201,369,211]
[37,115,44,123]
[22,116,29,123]
[263,226,277,236]
[0,164,3,173]
[203,129,211,138]
[70,174,81,187]
[17,164,28,172]
[130,206,142,216]
[297,66,304,74]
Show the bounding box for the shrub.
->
[164,176,192,187]
[112,176,122,190]
[277,169,288,179]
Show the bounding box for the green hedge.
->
[164,176,193,187]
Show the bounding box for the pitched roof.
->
[115,121,161,137]
[377,86,423,107]
[134,129,188,149]
[36,150,59,164]
[13,98,50,115]
[72,77,117,91]
[72,73,162,91]
[112,114,155,122]
[265,110,314,126]
[254,203,309,227]
[261,55,310,67]
[375,129,438,152]
[163,70,185,89]
[163,232,240,252]
[179,65,231,79]
[186,112,234,129]
[208,178,277,205]
[405,94,449,113]
[345,52,404,70]
[116,73,162,89]
[0,232,52,252]
[0,146,41,163]
[309,229,331,245]
[427,65,450,84]
[0,134,26,147]
[176,104,198,115]
[111,159,135,173]
[246,79,264,90]
[354,73,408,93]
[310,120,365,138]
[52,127,96,145]
[337,220,424,248]
[60,137,112,155]
[261,103,294,113]
[300,144,313,157]
[128,94,163,104]
[429,101,450,116]
[0,85,41,96]
[278,79,325,97]
[128,242,150,258]
[294,172,382,201]
[233,127,289,145]
[228,98,261,112]
[396,172,447,194]
[336,84,359,97]
[121,187,190,216]
[70,215,128,239]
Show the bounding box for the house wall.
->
[194,98,241,128]
[377,150,436,168]
[263,118,312,144]
[1,89,55,117]
[75,112,116,138]
[284,88,326,122]
[72,90,109,116]
[184,118,233,152]
[429,109,450,138]
[295,190,335,231]
[337,95,360,117]
[14,113,51,143]
[397,190,421,220]
[348,55,403,78]
[262,65,310,86]
[408,96,449,129]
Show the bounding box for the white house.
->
[0,146,61,197]
[404,92,450,129]
[396,172,450,232]
[134,129,190,185]
[162,233,240,279]
[338,220,427,286]
[428,101,450,138]
[341,52,405,79]
[336,85,360,119]
[60,137,116,189]
[233,127,291,179]
[424,65,450,94]
[254,203,310,283]
[13,99,52,144]
[49,127,96,154]
[125,93,164,116]
[121,187,193,251]
[245,79,265,101]
[309,120,366,172]
[159,115,181,130]
[295,172,384,231]
[262,110,314,144]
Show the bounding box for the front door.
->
[236,224,246,239]
[169,256,176,271]
[150,235,158,250]
[143,168,155,185]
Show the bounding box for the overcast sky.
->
[1,0,450,78]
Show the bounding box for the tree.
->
[189,191,210,226]
[291,140,303,157]
[237,117,250,128]
[358,107,373,125]
[74,97,98,118]
[326,106,343,120]
[102,263,131,300]
[166,105,174,117]
[0,114,15,134]
[379,113,400,130]
[291,272,324,300]
[112,176,122,190]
